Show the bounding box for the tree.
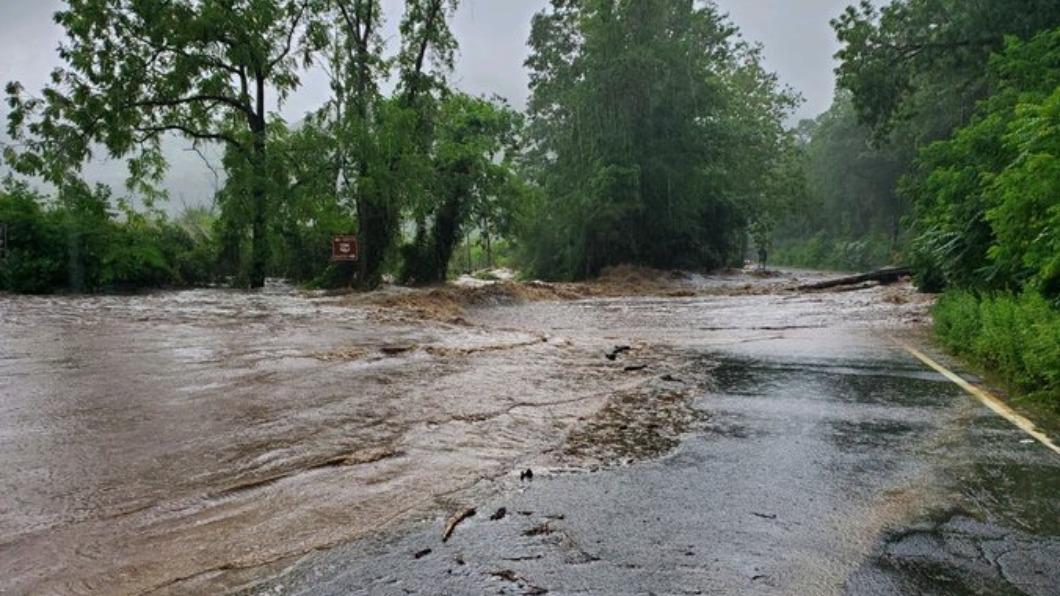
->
[772,93,911,271]
[906,29,1060,296]
[322,0,459,289]
[399,93,522,284]
[519,0,797,279]
[4,0,328,288]
[833,0,1060,141]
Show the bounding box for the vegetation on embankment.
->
[913,28,1060,408]
[822,2,1060,406]
[934,292,1060,408]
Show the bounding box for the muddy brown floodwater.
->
[0,269,959,594]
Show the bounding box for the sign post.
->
[331,235,358,262]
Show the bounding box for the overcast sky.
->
[0,0,868,209]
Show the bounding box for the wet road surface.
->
[1,274,1057,594]
[254,288,1059,595]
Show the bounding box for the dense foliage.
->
[906,30,1060,297]
[517,0,800,279]
[3,0,529,291]
[934,291,1060,402]
[777,0,1060,274]
[772,95,909,272]
[0,178,214,293]
[833,0,1060,142]
[832,0,1060,403]
[4,0,330,288]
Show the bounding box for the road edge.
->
[893,337,1060,456]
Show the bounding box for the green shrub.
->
[908,30,1060,298]
[933,291,983,352]
[0,181,67,293]
[933,290,1060,400]
[0,179,218,293]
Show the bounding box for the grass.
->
[933,290,1060,409]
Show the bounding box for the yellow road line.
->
[893,338,1060,456]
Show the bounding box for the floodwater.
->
[0,273,1056,594]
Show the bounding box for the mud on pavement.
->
[246,271,1059,596]
[1,267,973,594]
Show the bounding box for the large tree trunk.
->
[795,267,912,291]
[248,136,268,289]
[248,76,269,289]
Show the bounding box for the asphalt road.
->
[253,326,1060,595]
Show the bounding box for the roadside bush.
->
[0,181,66,292]
[933,291,983,353]
[934,290,1060,400]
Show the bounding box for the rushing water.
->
[0,274,935,594]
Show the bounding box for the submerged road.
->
[255,292,1060,595]
[1,272,1057,595]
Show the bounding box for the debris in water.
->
[488,567,548,595]
[413,548,432,560]
[660,374,684,383]
[442,508,476,543]
[623,364,647,372]
[605,345,632,361]
[520,468,534,482]
[524,522,553,537]
[751,511,777,520]
[380,344,417,356]
[490,507,508,521]
[491,569,521,582]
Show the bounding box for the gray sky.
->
[1,0,865,209]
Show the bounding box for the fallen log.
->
[795,267,913,291]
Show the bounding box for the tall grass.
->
[934,291,1060,402]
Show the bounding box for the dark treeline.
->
[772,93,911,272]
[518,0,800,279]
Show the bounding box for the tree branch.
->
[128,93,254,117]
[405,0,444,105]
[135,124,240,146]
[268,0,310,72]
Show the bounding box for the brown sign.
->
[331,235,358,262]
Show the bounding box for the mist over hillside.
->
[0,128,222,215]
